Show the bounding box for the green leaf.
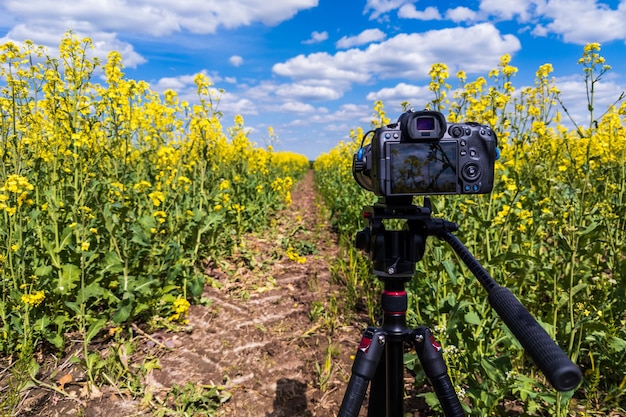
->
[480,357,504,381]
[81,282,106,303]
[420,391,440,409]
[85,318,107,344]
[464,310,482,326]
[45,333,64,349]
[101,251,124,274]
[609,336,626,352]
[441,260,457,285]
[58,227,74,252]
[187,274,205,298]
[35,264,53,277]
[57,264,81,293]
[113,292,135,323]
[579,221,599,236]
[64,300,82,315]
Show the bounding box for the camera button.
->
[470,149,477,157]
[460,140,466,147]
[460,150,467,156]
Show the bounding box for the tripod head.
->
[355,197,457,280]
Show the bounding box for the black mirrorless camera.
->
[353,110,498,196]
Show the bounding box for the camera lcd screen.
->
[388,141,458,194]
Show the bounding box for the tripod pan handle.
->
[488,286,582,391]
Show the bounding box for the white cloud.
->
[398,5,442,20]
[534,0,626,44]
[280,101,316,113]
[479,0,535,22]
[219,95,258,115]
[273,51,372,84]
[289,103,368,127]
[274,23,521,87]
[1,0,320,36]
[364,0,412,19]
[0,0,320,69]
[336,28,387,49]
[446,7,479,23]
[229,55,244,67]
[303,31,328,44]
[276,83,343,101]
[366,82,432,106]
[531,24,549,38]
[477,0,626,45]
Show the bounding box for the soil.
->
[8,171,428,416]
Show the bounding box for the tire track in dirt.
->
[146,170,360,416]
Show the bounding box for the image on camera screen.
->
[388,141,457,194]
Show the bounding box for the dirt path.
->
[145,169,360,416]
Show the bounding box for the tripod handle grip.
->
[488,286,582,391]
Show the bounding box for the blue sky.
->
[1,0,625,159]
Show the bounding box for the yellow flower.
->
[110,181,125,191]
[153,210,167,223]
[1,174,34,194]
[148,191,165,206]
[219,179,230,191]
[286,246,306,264]
[21,290,45,307]
[169,298,191,323]
[177,176,192,188]
[133,180,152,192]
[81,241,90,251]
[230,203,245,214]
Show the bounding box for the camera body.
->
[353,110,498,196]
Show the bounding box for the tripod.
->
[338,197,582,417]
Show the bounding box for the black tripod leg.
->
[338,327,386,417]
[367,352,385,417]
[411,326,466,417]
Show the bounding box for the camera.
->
[353,110,498,196]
